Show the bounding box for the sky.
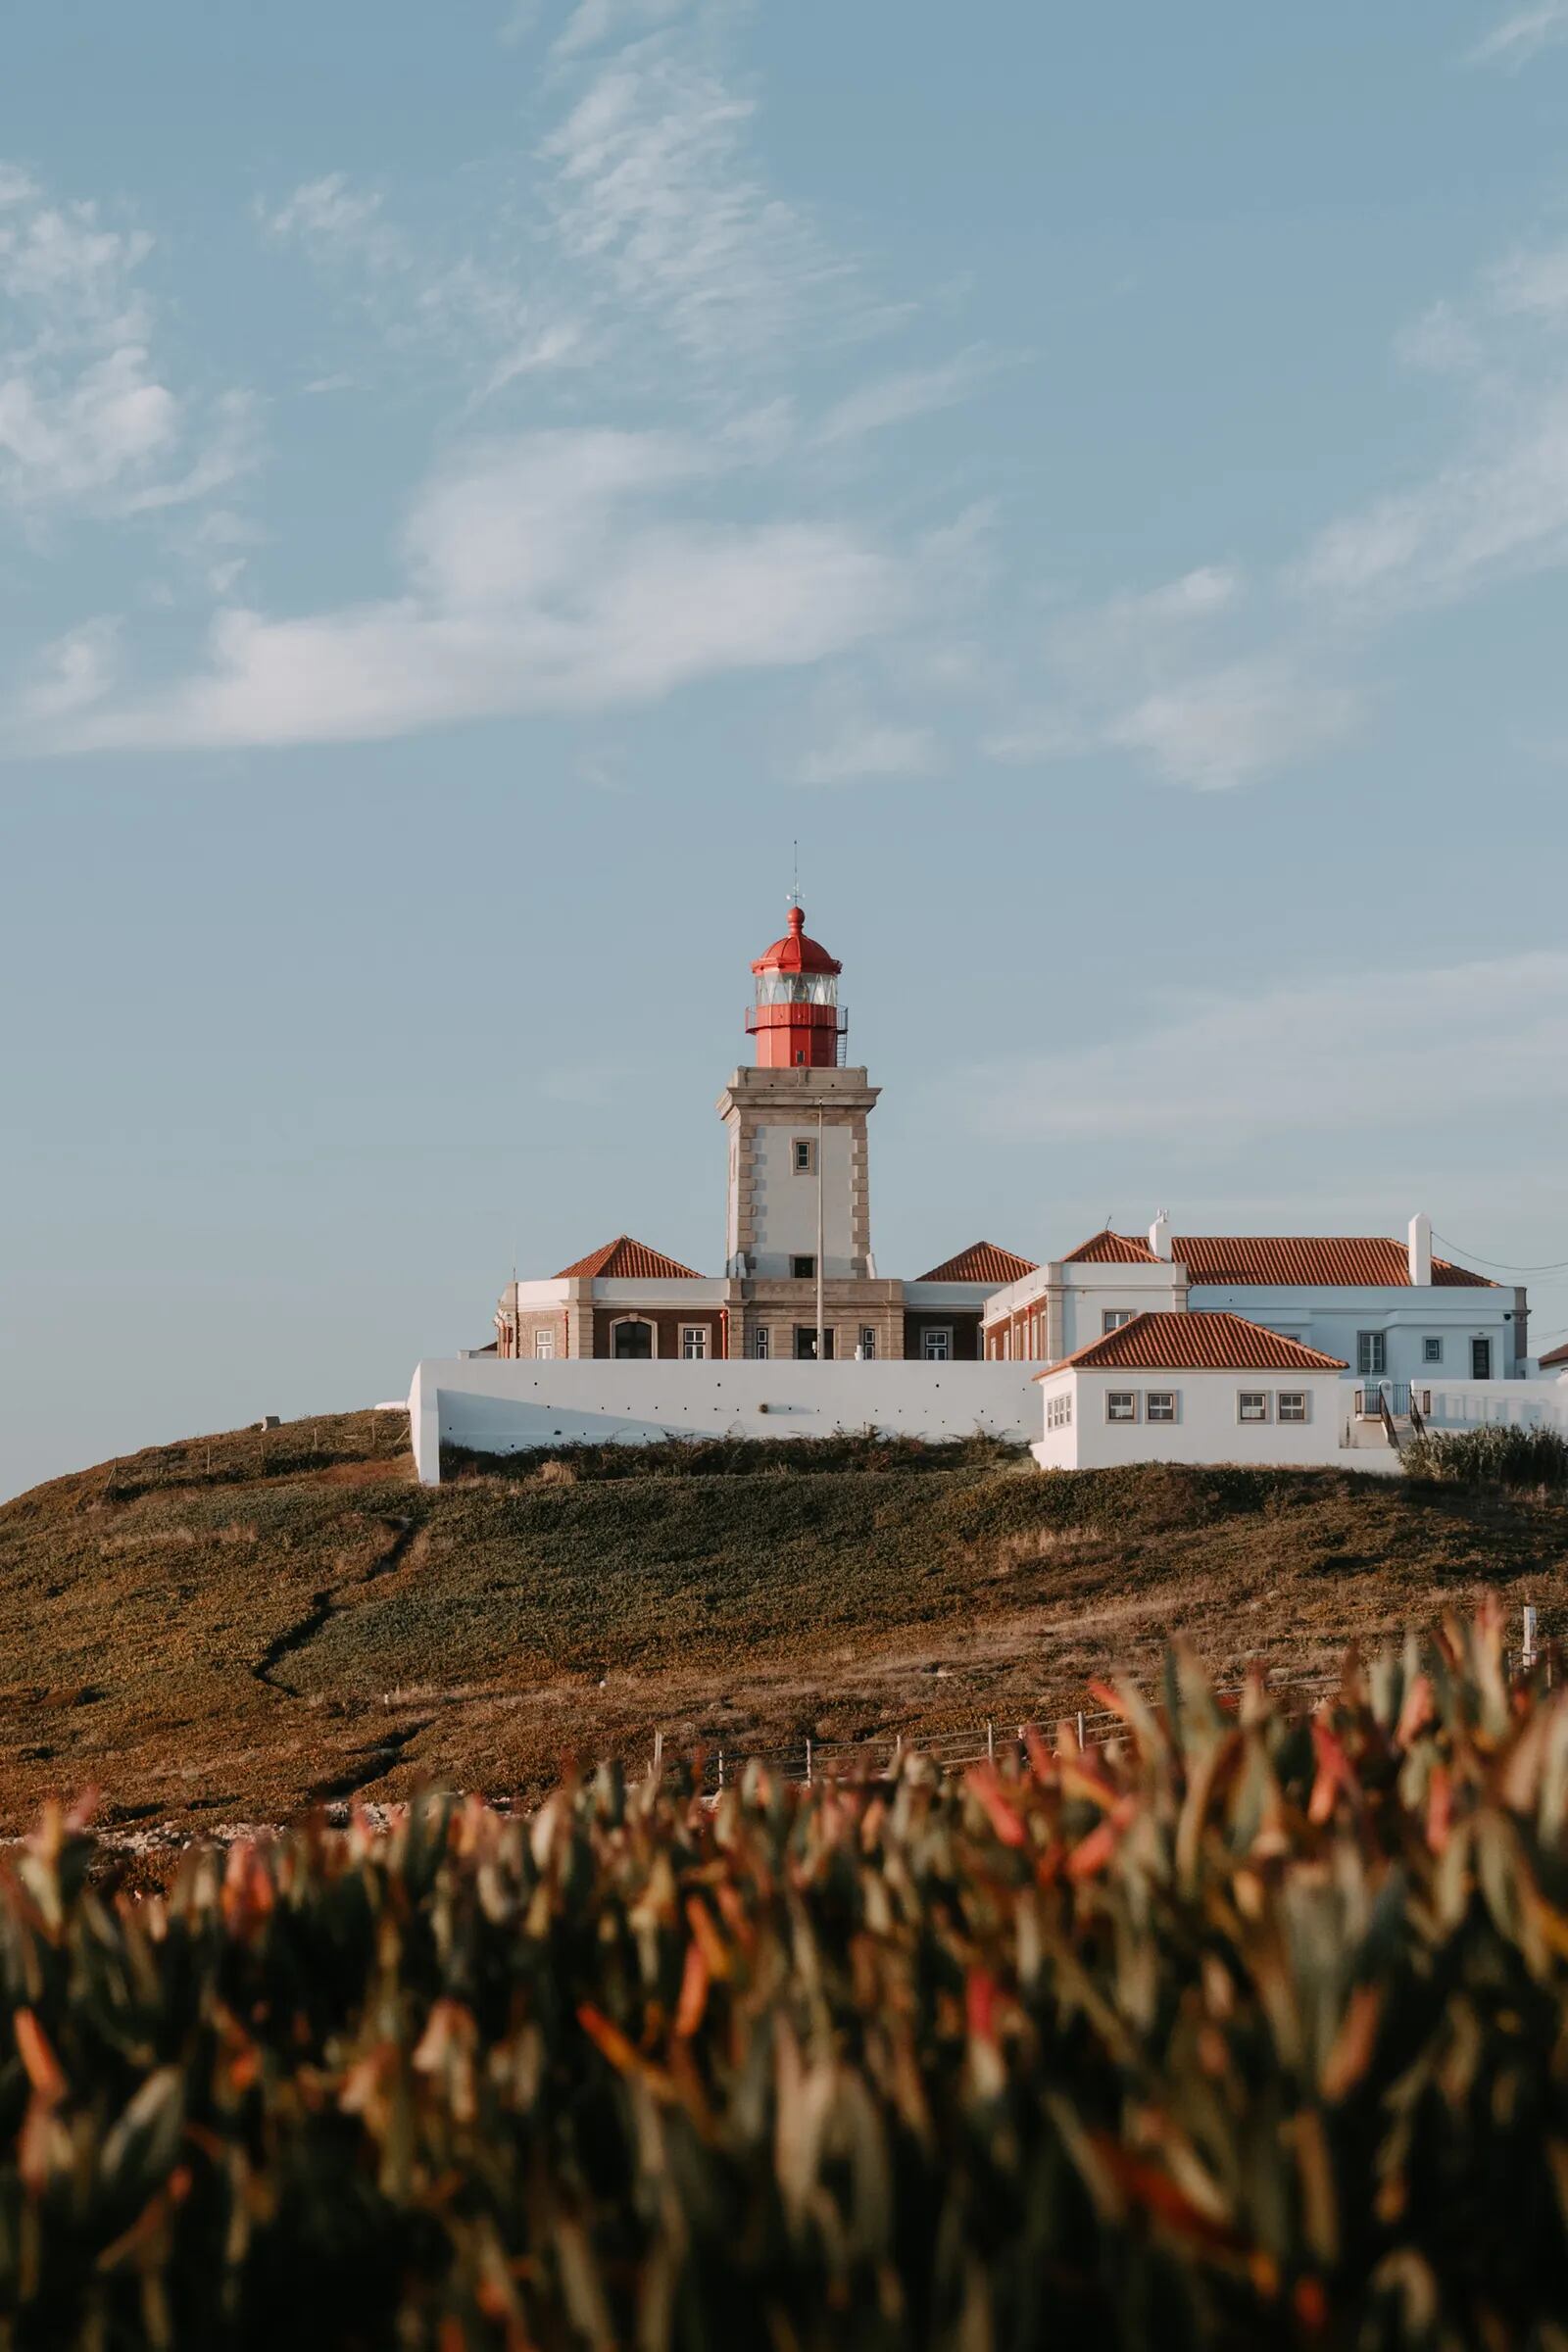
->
[4,0,1568,1498]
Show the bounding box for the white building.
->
[985,1213,1524,1402]
[1031,1313,1355,1472]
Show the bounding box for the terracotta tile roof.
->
[1063,1229,1162,1264]
[1540,1342,1568,1369]
[555,1236,706,1281]
[1039,1311,1348,1377]
[916,1241,1039,1285]
[1174,1236,1495,1289]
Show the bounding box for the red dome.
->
[751,903,841,978]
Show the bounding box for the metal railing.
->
[1354,1382,1411,1419]
[744,1003,849,1036]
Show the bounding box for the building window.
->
[533,1330,555,1360]
[680,1326,709,1360]
[1027,1312,1039,1356]
[1356,1331,1387,1377]
[1105,1391,1138,1423]
[612,1319,654,1360]
[922,1326,953,1362]
[795,1326,835,1360]
[1046,1391,1072,1430]
[858,1327,877,1359]
[792,1137,816,1174]
[1001,1329,1011,1359]
[1471,1337,1493,1379]
[792,1254,816,1281]
[1238,1391,1270,1423]
[1423,1337,1444,1364]
[753,1326,770,1359]
[1102,1308,1135,1334]
[1277,1392,1308,1422]
[1146,1390,1178,1423]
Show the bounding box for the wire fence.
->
[638,1609,1555,1795]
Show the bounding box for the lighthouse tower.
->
[718,903,897,1359]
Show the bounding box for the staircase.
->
[1344,1383,1423,1455]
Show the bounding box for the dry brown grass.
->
[3,1408,1566,1834]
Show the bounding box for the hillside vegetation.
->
[2,1411,1566,1834]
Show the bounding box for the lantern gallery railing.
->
[744,1002,849,1036]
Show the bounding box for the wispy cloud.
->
[983,566,1348,792]
[962,951,1568,1147]
[539,38,855,370]
[551,0,688,59]
[1104,658,1360,792]
[798,720,936,785]
[262,172,587,399]
[0,164,252,516]
[1467,3,1568,66]
[22,429,901,753]
[813,351,991,447]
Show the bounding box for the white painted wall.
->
[746,1122,857,1277]
[982,1258,1185,1356]
[1030,1367,1374,1472]
[409,1357,1041,1484]
[1186,1284,1518,1386]
[1059,1266,1183,1353]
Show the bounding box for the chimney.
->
[1408,1211,1433,1289]
[1150,1211,1172,1261]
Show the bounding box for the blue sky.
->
[5,0,1568,1497]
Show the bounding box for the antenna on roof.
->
[788,837,799,909]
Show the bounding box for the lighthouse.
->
[716,902,895,1359]
[744,903,847,1069]
[490,896,1031,1372]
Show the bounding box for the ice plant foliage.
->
[4,1606,1568,2346]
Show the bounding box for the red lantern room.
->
[745,903,849,1069]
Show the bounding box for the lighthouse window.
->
[792,1255,816,1281]
[793,1138,816,1174]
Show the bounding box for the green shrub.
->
[443,1424,1028,1482]
[1403,1420,1568,1490]
[3,1607,1568,2346]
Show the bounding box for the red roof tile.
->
[1063,1229,1162,1264]
[556,1236,706,1281]
[1540,1342,1568,1369]
[1039,1311,1348,1377]
[916,1241,1039,1285]
[1174,1236,1494,1289]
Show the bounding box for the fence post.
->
[986,1719,995,1764]
[806,1737,813,1788]
[1077,1709,1085,1749]
[653,1728,663,1779]
[1523,1604,1539,1671]
[717,1748,725,1790]
[893,1734,904,1777]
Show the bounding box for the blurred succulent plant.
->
[3,1603,1568,2347]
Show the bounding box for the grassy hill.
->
[2,1408,1566,1834]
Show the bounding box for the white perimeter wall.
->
[1031,1368,1371,1472]
[1423,1377,1568,1431]
[409,1357,1041,1485]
